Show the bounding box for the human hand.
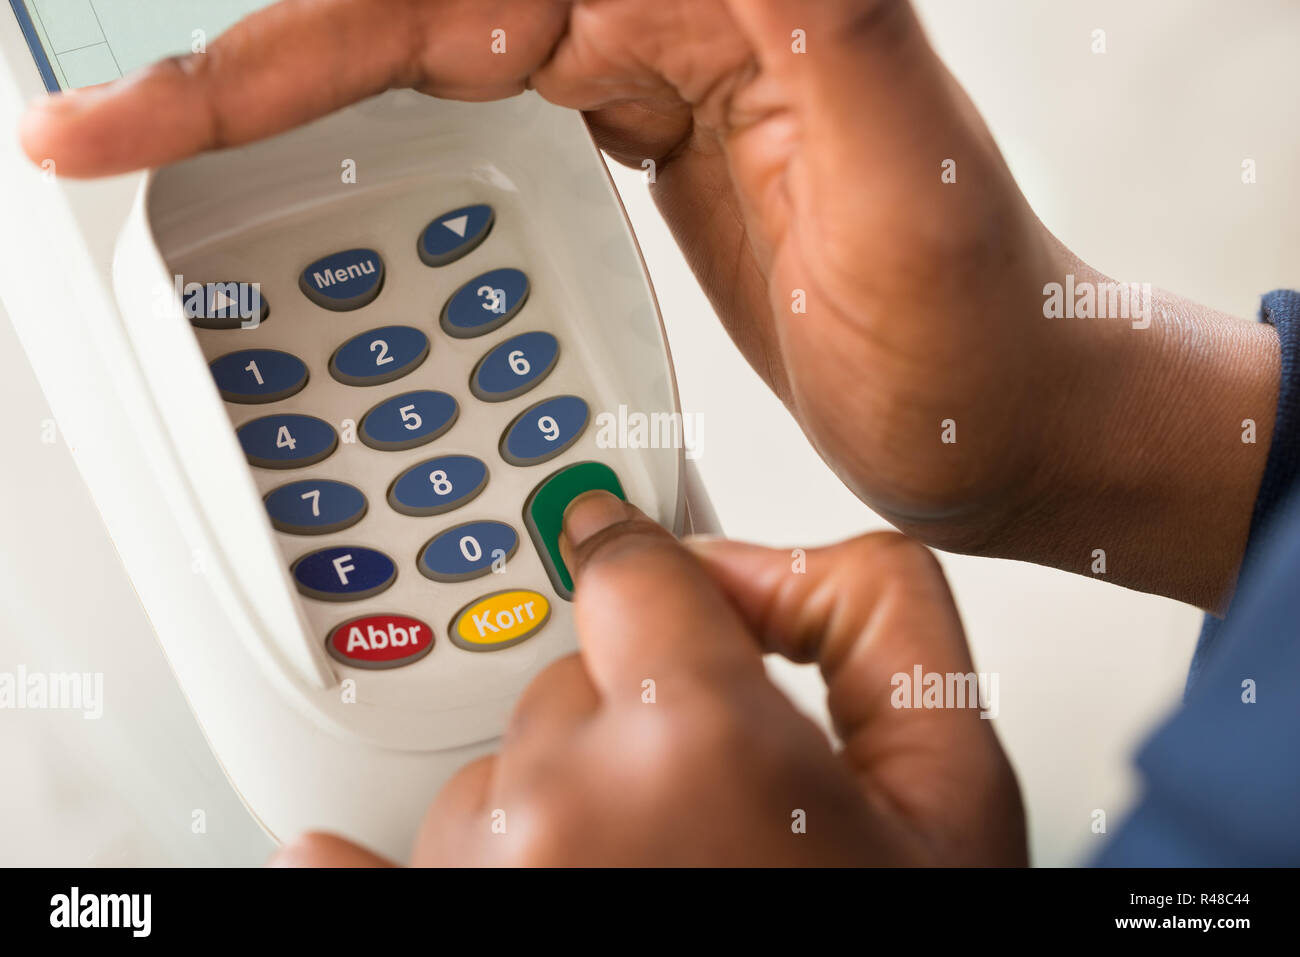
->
[270,492,1025,866]
[22,0,1278,609]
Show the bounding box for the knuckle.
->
[498,790,585,867]
[847,530,941,580]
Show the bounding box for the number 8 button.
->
[388,454,489,516]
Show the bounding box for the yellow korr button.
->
[450,590,551,652]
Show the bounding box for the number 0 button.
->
[419,521,519,583]
[330,325,429,386]
[210,349,308,404]
[292,545,396,601]
[470,332,559,402]
[238,414,338,469]
[500,395,590,466]
[388,454,488,517]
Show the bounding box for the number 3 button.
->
[500,395,590,467]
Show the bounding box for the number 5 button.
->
[360,390,459,451]
[500,395,589,467]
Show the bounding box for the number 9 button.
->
[500,395,590,466]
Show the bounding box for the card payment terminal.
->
[0,1,714,859]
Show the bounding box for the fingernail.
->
[562,490,632,548]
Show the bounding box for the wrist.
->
[1010,248,1278,610]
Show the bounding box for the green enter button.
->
[523,461,627,600]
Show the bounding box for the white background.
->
[2,0,1297,865]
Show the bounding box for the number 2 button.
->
[329,325,429,386]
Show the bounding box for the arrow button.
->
[419,204,495,267]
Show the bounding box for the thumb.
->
[686,532,1022,848]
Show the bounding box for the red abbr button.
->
[326,614,434,669]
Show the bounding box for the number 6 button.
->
[500,395,590,466]
[237,414,338,469]
[470,332,559,402]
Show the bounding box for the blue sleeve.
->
[1097,289,1300,866]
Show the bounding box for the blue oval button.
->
[419,204,495,267]
[292,545,396,601]
[500,395,590,466]
[470,332,559,402]
[210,349,308,404]
[388,454,488,517]
[418,521,519,582]
[265,480,368,535]
[238,414,338,469]
[299,248,385,311]
[440,268,530,339]
[360,390,459,451]
[329,325,429,386]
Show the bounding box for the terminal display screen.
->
[11,0,273,91]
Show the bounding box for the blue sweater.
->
[1098,290,1300,865]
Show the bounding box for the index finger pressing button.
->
[524,461,626,600]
